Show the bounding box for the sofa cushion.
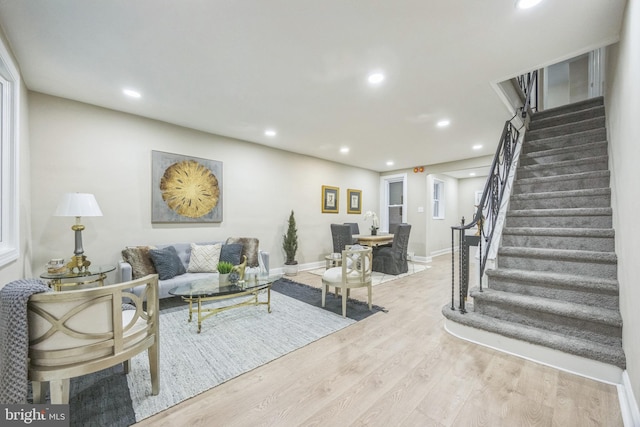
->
[121,246,157,279]
[219,243,243,265]
[187,243,222,273]
[149,246,186,280]
[225,237,260,267]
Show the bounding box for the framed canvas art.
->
[347,189,362,214]
[151,150,223,223]
[322,185,339,213]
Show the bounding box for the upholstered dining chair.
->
[27,274,160,404]
[321,245,373,317]
[372,223,412,275]
[330,224,353,254]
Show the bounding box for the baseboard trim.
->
[618,371,640,427]
[444,318,623,384]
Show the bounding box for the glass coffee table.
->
[169,274,281,333]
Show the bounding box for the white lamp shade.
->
[54,193,103,217]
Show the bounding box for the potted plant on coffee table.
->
[282,210,299,276]
[217,261,234,284]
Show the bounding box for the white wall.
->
[457,176,487,224]
[0,30,32,287]
[28,92,380,278]
[425,173,459,256]
[605,0,640,413]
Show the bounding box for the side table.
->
[40,265,116,291]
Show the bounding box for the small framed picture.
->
[347,189,362,214]
[322,185,339,213]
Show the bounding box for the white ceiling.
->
[0,0,626,172]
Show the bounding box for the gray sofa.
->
[118,240,269,299]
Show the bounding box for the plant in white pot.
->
[282,210,299,276]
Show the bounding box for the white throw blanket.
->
[0,279,50,404]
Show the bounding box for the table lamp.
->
[54,192,103,273]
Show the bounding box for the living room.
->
[1,1,639,425]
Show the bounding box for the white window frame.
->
[0,38,20,267]
[433,179,444,220]
[379,173,407,232]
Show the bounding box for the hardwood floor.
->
[136,255,623,426]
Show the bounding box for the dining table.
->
[354,233,394,247]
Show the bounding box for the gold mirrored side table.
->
[40,265,115,291]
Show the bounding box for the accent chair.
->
[27,274,160,404]
[321,245,373,317]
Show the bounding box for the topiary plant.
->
[283,210,298,265]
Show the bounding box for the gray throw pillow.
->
[149,246,186,280]
[219,243,243,265]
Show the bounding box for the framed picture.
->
[347,189,362,214]
[151,150,223,223]
[321,185,339,213]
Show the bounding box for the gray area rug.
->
[67,280,356,425]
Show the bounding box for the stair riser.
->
[523,128,606,154]
[501,234,615,251]
[509,193,610,210]
[531,98,604,120]
[514,176,609,193]
[529,107,604,131]
[517,159,608,179]
[487,279,619,310]
[497,255,617,279]
[505,215,612,228]
[473,300,621,347]
[526,117,605,141]
[519,145,608,166]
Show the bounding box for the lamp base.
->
[66,255,91,273]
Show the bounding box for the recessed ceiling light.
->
[516,0,542,9]
[264,129,277,137]
[123,89,141,98]
[437,119,451,128]
[386,160,394,166]
[469,172,476,176]
[340,147,350,154]
[472,144,483,150]
[367,72,385,85]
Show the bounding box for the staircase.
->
[444,97,626,371]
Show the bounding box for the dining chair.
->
[372,224,412,275]
[344,222,360,244]
[330,224,353,254]
[27,274,160,404]
[321,245,373,317]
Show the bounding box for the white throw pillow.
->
[187,243,222,273]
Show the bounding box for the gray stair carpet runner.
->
[444,97,626,369]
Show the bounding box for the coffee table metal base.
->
[181,284,272,333]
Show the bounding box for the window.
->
[380,173,407,232]
[433,179,444,219]
[0,39,20,267]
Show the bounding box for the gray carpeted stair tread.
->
[469,287,622,327]
[528,105,604,131]
[526,117,605,141]
[515,170,609,186]
[523,128,607,153]
[441,304,626,369]
[530,97,603,120]
[511,187,610,200]
[518,156,608,173]
[520,140,607,160]
[502,227,614,238]
[485,268,619,294]
[498,246,617,263]
[507,207,612,217]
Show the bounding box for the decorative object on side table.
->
[46,258,67,274]
[282,210,299,276]
[217,261,234,284]
[364,211,379,235]
[54,192,103,273]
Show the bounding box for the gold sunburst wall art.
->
[151,151,223,223]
